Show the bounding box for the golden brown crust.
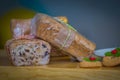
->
[79,61,102,68]
[32,13,96,60]
[102,56,120,67]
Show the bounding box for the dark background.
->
[0,0,120,49]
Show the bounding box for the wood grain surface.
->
[0,49,120,80]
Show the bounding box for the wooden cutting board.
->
[0,49,120,80]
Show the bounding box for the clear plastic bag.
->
[31,13,75,49]
[10,19,34,39]
[31,13,96,61]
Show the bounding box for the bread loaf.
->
[31,13,96,61]
[11,17,68,38]
[5,39,51,66]
[10,18,68,57]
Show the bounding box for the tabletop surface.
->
[0,49,120,80]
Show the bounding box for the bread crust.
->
[10,18,67,57]
[102,56,120,67]
[79,61,102,68]
[32,13,96,61]
[5,39,51,66]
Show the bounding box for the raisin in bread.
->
[5,39,51,66]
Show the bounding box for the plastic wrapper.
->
[31,13,96,61]
[10,18,68,57]
[10,19,34,39]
